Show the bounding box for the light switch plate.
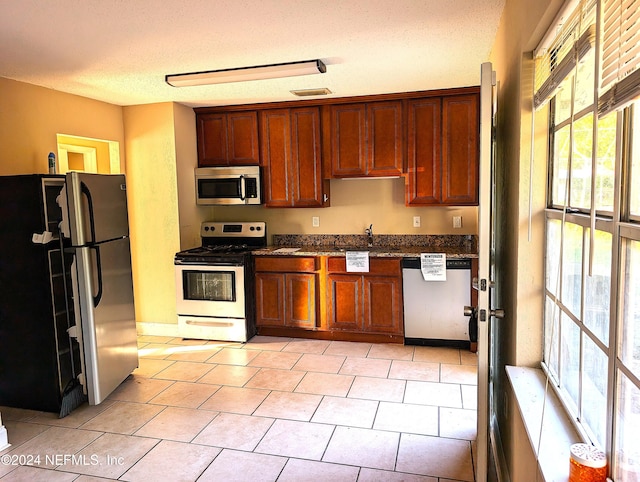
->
[312,216,320,227]
[413,216,421,228]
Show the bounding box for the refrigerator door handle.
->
[81,182,97,244]
[91,245,103,307]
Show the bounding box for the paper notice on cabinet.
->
[420,253,446,281]
[346,251,370,272]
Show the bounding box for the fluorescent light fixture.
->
[291,87,332,97]
[166,59,326,87]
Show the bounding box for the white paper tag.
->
[420,253,446,281]
[346,251,370,272]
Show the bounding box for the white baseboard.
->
[136,321,180,337]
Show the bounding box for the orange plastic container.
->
[569,443,607,482]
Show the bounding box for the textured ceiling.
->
[0,0,505,108]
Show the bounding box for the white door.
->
[475,61,502,481]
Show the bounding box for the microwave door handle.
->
[239,175,247,202]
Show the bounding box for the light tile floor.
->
[0,335,478,481]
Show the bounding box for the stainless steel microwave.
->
[195,166,261,205]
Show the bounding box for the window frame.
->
[538,2,640,479]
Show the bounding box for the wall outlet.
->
[312,216,320,228]
[413,216,421,228]
[453,216,462,228]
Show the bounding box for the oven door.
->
[175,263,245,319]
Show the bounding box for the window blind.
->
[598,0,640,115]
[534,0,597,109]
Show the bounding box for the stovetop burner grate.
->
[178,244,250,256]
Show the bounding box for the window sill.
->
[506,366,582,482]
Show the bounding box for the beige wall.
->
[173,103,211,250]
[0,77,186,327]
[213,179,478,239]
[123,103,183,324]
[489,0,562,479]
[0,77,125,175]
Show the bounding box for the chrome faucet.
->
[365,224,374,247]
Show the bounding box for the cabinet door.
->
[291,108,323,207]
[441,94,479,205]
[255,273,285,326]
[406,97,442,205]
[330,104,367,177]
[197,112,259,167]
[364,276,403,334]
[368,101,403,176]
[286,273,317,328]
[197,114,228,166]
[260,109,292,206]
[327,274,364,331]
[227,112,260,165]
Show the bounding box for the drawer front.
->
[255,256,318,273]
[326,256,401,276]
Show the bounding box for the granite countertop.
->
[252,245,477,258]
[251,234,478,259]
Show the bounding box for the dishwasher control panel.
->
[401,257,471,270]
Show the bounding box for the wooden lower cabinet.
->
[364,276,402,334]
[255,255,403,341]
[254,257,318,329]
[326,257,403,336]
[285,273,316,328]
[327,273,402,335]
[326,274,364,331]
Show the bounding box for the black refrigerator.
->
[0,173,138,414]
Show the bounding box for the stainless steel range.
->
[174,221,266,342]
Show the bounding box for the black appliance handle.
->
[92,245,103,307]
[81,182,97,244]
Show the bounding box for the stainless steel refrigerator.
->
[0,172,138,414]
[58,172,138,406]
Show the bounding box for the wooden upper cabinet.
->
[441,94,479,205]
[406,97,442,205]
[406,93,479,206]
[196,111,259,166]
[330,101,403,177]
[368,101,404,176]
[260,107,325,208]
[330,104,366,177]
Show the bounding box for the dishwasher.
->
[402,257,472,347]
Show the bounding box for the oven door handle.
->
[174,260,244,267]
